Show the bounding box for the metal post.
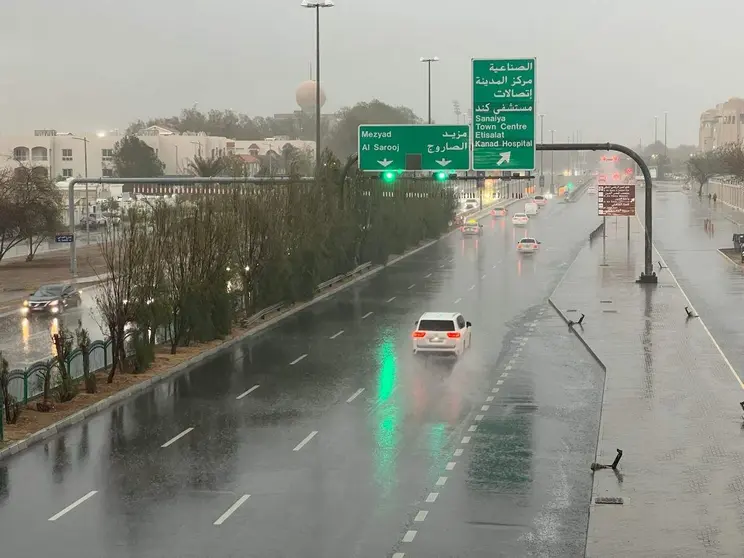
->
[550,130,555,194]
[539,114,544,190]
[602,216,607,264]
[314,5,321,177]
[664,111,668,156]
[427,62,432,124]
[84,139,89,246]
[654,116,658,145]
[627,216,630,242]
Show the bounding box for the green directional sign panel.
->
[471,58,536,171]
[358,125,470,172]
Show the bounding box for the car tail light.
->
[412,331,426,338]
[447,332,461,339]
[517,243,523,248]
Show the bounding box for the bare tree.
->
[688,150,726,196]
[75,321,96,394]
[53,325,77,402]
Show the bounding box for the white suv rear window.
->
[419,320,456,331]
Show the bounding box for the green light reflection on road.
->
[374,332,399,495]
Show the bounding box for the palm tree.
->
[187,153,225,177]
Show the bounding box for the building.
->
[699,98,744,151]
[0,127,315,178]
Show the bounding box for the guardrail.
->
[3,261,377,407]
[589,220,605,241]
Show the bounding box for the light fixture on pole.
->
[302,0,334,178]
[420,57,440,124]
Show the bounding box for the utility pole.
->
[420,57,440,124]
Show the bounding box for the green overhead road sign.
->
[471,57,536,171]
[358,125,470,172]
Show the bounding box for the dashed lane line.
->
[48,491,98,521]
[329,330,344,339]
[481,274,486,279]
[289,354,308,365]
[454,298,462,304]
[454,448,464,456]
[393,554,406,558]
[415,510,429,521]
[492,387,500,393]
[436,477,448,486]
[387,297,396,303]
[403,530,418,542]
[468,425,478,432]
[486,396,494,402]
[461,436,471,444]
[293,430,318,451]
[346,388,365,403]
[426,492,439,503]
[362,311,374,320]
[213,495,251,526]
[469,285,475,291]
[501,372,509,378]
[425,273,432,278]
[446,462,457,471]
[481,405,490,411]
[161,427,194,448]
[505,365,512,370]
[408,284,416,290]
[236,385,260,400]
[474,414,484,421]
[496,379,504,385]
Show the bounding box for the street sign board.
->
[55,233,74,243]
[358,125,470,172]
[471,58,536,172]
[598,184,636,216]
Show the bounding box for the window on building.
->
[101,149,114,162]
[102,168,113,177]
[62,168,73,178]
[62,148,73,161]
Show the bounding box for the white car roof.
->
[513,212,527,217]
[418,312,459,321]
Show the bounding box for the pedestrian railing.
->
[589,221,605,241]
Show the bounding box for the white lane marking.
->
[440,263,445,268]
[415,510,429,521]
[387,296,396,303]
[408,284,416,290]
[486,396,494,402]
[161,427,194,448]
[492,387,500,393]
[329,330,344,339]
[362,311,373,320]
[236,385,260,400]
[403,530,417,543]
[646,217,744,390]
[436,477,448,486]
[449,258,454,263]
[474,414,484,422]
[454,298,462,304]
[508,359,515,365]
[213,494,250,525]
[446,462,457,471]
[481,405,490,411]
[289,354,308,365]
[461,436,471,444]
[516,348,522,353]
[469,285,475,291]
[468,425,477,432]
[505,366,512,370]
[293,430,318,451]
[426,492,439,503]
[454,449,464,456]
[393,554,406,558]
[497,380,504,385]
[425,273,432,278]
[346,388,365,403]
[48,491,98,521]
[501,372,509,378]
[481,274,486,279]
[492,264,497,269]
[520,341,527,346]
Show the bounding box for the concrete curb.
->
[547,297,606,371]
[0,199,518,461]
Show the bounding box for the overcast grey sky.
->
[1,0,741,146]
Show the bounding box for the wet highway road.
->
[0,290,104,370]
[637,184,744,378]
[0,193,604,558]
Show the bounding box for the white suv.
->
[412,312,472,357]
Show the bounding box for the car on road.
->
[517,237,541,254]
[412,312,472,357]
[21,284,81,316]
[533,195,547,206]
[461,219,483,236]
[490,207,507,217]
[462,198,479,212]
[524,201,539,215]
[512,212,529,226]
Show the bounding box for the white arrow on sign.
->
[496,152,511,166]
[378,159,393,167]
[435,159,452,167]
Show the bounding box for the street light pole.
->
[539,114,544,184]
[420,57,439,124]
[550,129,555,193]
[664,111,668,156]
[302,0,334,178]
[654,115,658,145]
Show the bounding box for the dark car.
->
[21,284,81,316]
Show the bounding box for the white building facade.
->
[0,127,315,179]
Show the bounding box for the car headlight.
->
[50,300,58,306]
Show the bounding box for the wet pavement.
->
[0,290,105,370]
[551,212,744,557]
[0,194,603,558]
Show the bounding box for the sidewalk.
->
[550,216,744,557]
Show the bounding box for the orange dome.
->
[296,80,326,112]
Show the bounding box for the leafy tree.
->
[52,326,77,402]
[327,100,422,159]
[687,149,726,196]
[75,322,95,394]
[720,142,744,181]
[112,135,165,178]
[0,351,21,424]
[187,153,225,177]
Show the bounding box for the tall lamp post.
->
[420,57,439,124]
[539,114,545,189]
[550,129,555,193]
[70,136,90,245]
[302,0,334,177]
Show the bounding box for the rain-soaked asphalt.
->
[638,183,744,376]
[0,192,604,558]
